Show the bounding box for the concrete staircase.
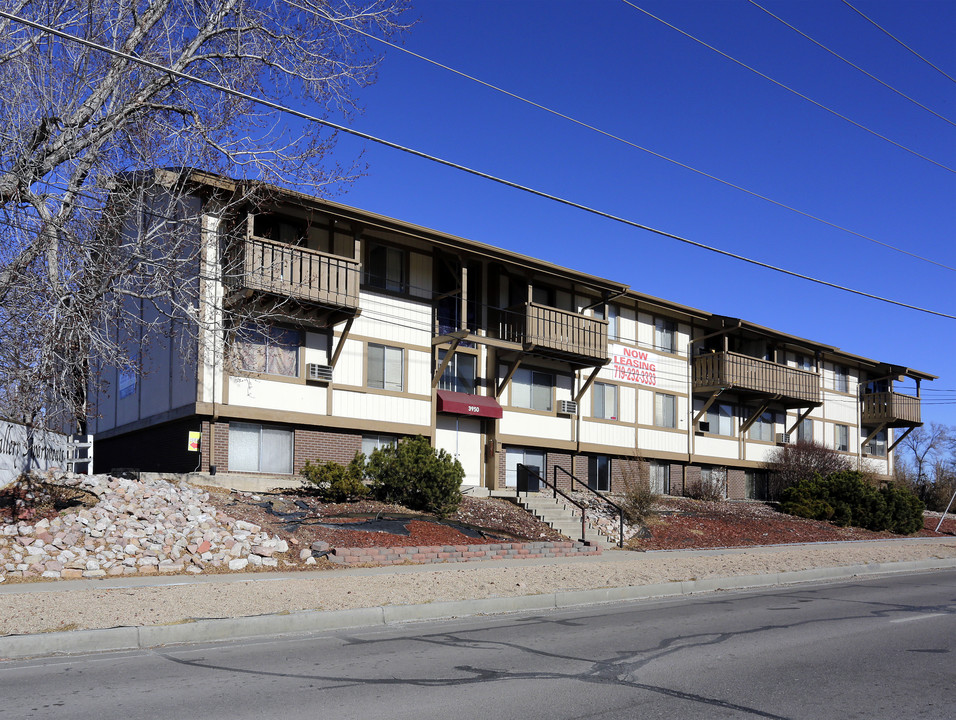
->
[513,492,615,549]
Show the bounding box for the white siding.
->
[638,428,686,454]
[499,411,571,441]
[354,292,430,346]
[334,339,365,387]
[822,392,858,423]
[694,435,739,459]
[332,389,430,427]
[579,420,634,448]
[406,349,432,396]
[228,376,328,415]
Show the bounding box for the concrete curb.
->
[3,557,955,661]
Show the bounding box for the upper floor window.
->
[654,317,677,353]
[593,304,619,340]
[833,365,849,393]
[365,242,406,292]
[835,424,849,452]
[794,354,814,372]
[866,430,887,457]
[593,382,617,420]
[235,325,299,377]
[797,417,814,443]
[655,392,677,428]
[864,379,889,394]
[750,410,776,442]
[438,350,477,394]
[512,368,553,411]
[705,402,734,436]
[368,343,403,392]
[253,214,305,245]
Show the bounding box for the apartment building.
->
[91,172,934,498]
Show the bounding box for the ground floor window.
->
[228,422,293,474]
[362,433,398,457]
[649,462,670,494]
[588,455,611,492]
[699,465,727,498]
[505,447,545,487]
[746,470,771,500]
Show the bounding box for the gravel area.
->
[3,538,954,636]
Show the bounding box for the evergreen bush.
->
[299,453,369,502]
[366,435,463,517]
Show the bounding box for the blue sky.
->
[324,0,955,424]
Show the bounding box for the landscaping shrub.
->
[779,470,924,534]
[299,453,368,502]
[621,476,658,524]
[686,474,726,502]
[366,435,463,517]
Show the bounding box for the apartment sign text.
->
[0,419,71,486]
[611,346,658,386]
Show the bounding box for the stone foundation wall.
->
[329,540,600,566]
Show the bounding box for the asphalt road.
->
[2,570,954,720]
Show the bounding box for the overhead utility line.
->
[749,0,956,127]
[841,0,956,85]
[621,1,956,175]
[291,0,956,274]
[2,9,954,322]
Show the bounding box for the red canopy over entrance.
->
[436,390,503,419]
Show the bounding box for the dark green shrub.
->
[299,453,368,502]
[780,471,924,534]
[366,435,463,517]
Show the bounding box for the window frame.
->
[654,316,677,353]
[228,422,294,474]
[833,365,849,393]
[438,350,477,394]
[588,455,611,492]
[797,417,814,443]
[511,367,554,412]
[835,424,849,452]
[649,462,670,494]
[706,402,734,436]
[593,382,618,420]
[749,409,776,442]
[364,241,408,293]
[234,324,301,379]
[654,392,677,429]
[367,343,404,392]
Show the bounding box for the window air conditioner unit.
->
[306,363,333,382]
[776,433,791,445]
[862,443,878,456]
[558,400,578,416]
[697,421,710,433]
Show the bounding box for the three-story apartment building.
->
[91,173,934,497]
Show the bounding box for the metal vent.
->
[307,363,333,382]
[557,400,578,416]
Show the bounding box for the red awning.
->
[436,390,503,419]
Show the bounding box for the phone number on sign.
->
[612,365,657,385]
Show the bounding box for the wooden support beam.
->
[786,407,814,437]
[574,365,604,403]
[862,422,887,449]
[693,390,722,424]
[329,315,357,368]
[739,401,772,436]
[496,354,525,398]
[431,337,462,388]
[888,426,916,453]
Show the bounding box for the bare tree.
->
[897,423,949,489]
[0,0,409,431]
[763,440,851,499]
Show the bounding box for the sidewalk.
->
[2,537,955,661]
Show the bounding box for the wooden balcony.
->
[226,236,360,326]
[861,391,922,428]
[693,351,821,407]
[501,302,609,365]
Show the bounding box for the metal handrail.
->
[516,463,588,544]
[554,466,624,548]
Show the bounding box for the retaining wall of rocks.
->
[329,540,601,566]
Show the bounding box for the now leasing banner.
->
[0,419,73,486]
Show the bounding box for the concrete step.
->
[513,494,616,548]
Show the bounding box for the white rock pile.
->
[0,473,291,582]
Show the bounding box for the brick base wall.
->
[330,540,600,566]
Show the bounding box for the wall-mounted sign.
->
[119,370,136,399]
[187,431,201,452]
[610,346,658,386]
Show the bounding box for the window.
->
[654,317,676,353]
[588,455,611,492]
[593,382,617,420]
[835,424,849,452]
[505,448,545,487]
[362,433,397,457]
[438,351,477,394]
[706,402,734,436]
[700,466,727,498]
[512,368,553,411]
[833,365,849,393]
[655,393,676,428]
[253,214,305,245]
[794,354,813,371]
[365,242,406,292]
[797,418,814,443]
[746,470,771,500]
[228,422,293,474]
[594,304,619,340]
[750,410,775,442]
[649,462,670,494]
[235,325,299,377]
[368,343,403,391]
[866,430,887,457]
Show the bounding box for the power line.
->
[841,0,956,85]
[621,0,956,175]
[2,10,954,323]
[749,0,956,127]
[288,0,956,274]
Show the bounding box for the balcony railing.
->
[229,236,360,310]
[693,351,820,406]
[861,391,922,427]
[500,302,608,363]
